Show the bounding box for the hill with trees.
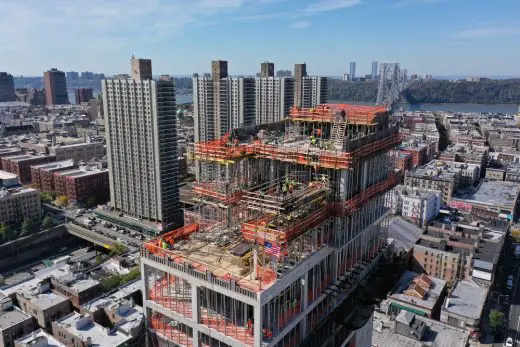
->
[328,79,520,104]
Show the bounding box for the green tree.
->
[109,243,127,256]
[101,275,122,292]
[20,218,36,237]
[489,309,505,333]
[96,254,103,265]
[41,192,53,204]
[121,268,141,284]
[42,215,54,229]
[55,195,69,207]
[0,224,8,241]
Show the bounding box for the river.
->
[329,100,520,114]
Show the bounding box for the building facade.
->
[30,160,75,192]
[260,62,275,78]
[74,88,93,104]
[255,77,294,124]
[0,187,41,226]
[349,62,356,80]
[103,61,181,230]
[389,185,441,226]
[65,169,109,205]
[301,76,328,108]
[44,69,69,105]
[0,72,16,102]
[293,63,307,107]
[51,142,104,162]
[2,155,56,184]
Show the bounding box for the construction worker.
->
[288,181,294,194]
[310,135,317,146]
[282,182,288,198]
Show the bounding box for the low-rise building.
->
[451,180,520,222]
[2,155,56,184]
[0,148,23,170]
[0,187,40,226]
[0,294,35,347]
[50,142,104,163]
[440,280,488,333]
[14,280,71,332]
[52,312,133,347]
[50,277,102,310]
[30,160,75,192]
[404,162,461,204]
[387,271,447,319]
[0,171,20,188]
[53,166,109,205]
[15,329,66,347]
[388,185,441,227]
[505,166,520,183]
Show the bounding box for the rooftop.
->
[31,159,75,171]
[15,329,66,347]
[83,280,142,313]
[0,170,17,180]
[443,280,488,320]
[0,298,32,329]
[373,311,469,347]
[0,186,38,199]
[387,217,423,253]
[55,312,131,347]
[388,271,446,311]
[21,291,69,310]
[453,180,520,209]
[407,162,460,181]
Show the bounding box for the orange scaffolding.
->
[193,181,244,205]
[192,133,400,169]
[241,173,398,246]
[289,104,388,124]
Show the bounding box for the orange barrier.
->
[289,104,388,124]
[192,133,400,169]
[193,182,244,205]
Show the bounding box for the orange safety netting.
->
[192,133,400,169]
[241,172,398,245]
[149,315,194,346]
[289,104,388,124]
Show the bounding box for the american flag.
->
[264,241,281,257]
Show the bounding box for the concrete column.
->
[191,283,200,347]
[254,303,262,347]
[301,273,309,340]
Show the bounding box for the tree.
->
[55,195,69,207]
[489,309,505,333]
[42,215,54,229]
[109,243,127,256]
[20,218,36,237]
[41,192,53,204]
[101,275,122,292]
[0,224,8,241]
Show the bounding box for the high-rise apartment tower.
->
[349,62,356,81]
[103,59,181,230]
[372,61,379,79]
[260,62,275,78]
[0,72,16,102]
[131,57,152,80]
[294,63,307,107]
[44,69,69,105]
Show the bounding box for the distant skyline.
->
[1,0,519,77]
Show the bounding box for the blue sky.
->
[1,0,519,77]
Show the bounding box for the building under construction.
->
[140,104,400,347]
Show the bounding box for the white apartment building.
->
[255,77,294,124]
[102,59,181,230]
[301,76,328,108]
[0,187,40,226]
[389,185,441,226]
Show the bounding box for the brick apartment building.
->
[2,154,56,184]
[30,160,75,192]
[54,167,109,205]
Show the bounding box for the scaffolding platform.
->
[289,104,388,125]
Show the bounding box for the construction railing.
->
[289,104,388,124]
[191,133,400,169]
[241,172,398,246]
[193,181,245,205]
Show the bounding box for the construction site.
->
[140,104,401,347]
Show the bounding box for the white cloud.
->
[304,0,361,13]
[455,26,520,39]
[393,0,442,6]
[290,21,311,29]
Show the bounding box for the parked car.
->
[507,278,514,291]
[505,336,513,347]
